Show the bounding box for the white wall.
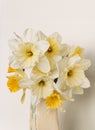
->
[0,0,95,130]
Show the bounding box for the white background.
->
[0,0,95,130]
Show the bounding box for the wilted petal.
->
[37,56,50,73]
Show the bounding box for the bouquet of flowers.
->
[7,28,91,111]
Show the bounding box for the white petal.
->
[25,68,32,78]
[8,39,21,51]
[55,77,65,90]
[52,56,62,62]
[19,78,33,89]
[50,69,59,79]
[58,59,68,72]
[53,83,63,94]
[8,32,23,51]
[61,44,70,57]
[80,78,90,88]
[73,87,84,95]
[50,32,62,43]
[13,32,23,42]
[35,40,49,54]
[23,28,38,42]
[69,56,81,66]
[37,31,47,40]
[68,89,73,98]
[37,56,50,73]
[9,55,20,69]
[79,59,91,70]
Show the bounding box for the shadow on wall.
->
[58,49,95,130]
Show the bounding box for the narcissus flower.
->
[61,44,83,58]
[31,76,54,98]
[59,57,90,88]
[36,31,62,69]
[46,91,62,109]
[9,28,50,73]
[7,75,21,92]
[19,75,54,99]
[7,28,91,110]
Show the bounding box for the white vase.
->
[30,99,60,130]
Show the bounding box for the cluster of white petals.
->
[7,28,91,110]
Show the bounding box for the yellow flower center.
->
[47,47,53,53]
[67,70,73,77]
[7,76,20,92]
[46,92,62,109]
[38,80,45,87]
[26,50,33,57]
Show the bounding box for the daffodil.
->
[7,67,26,92]
[57,56,91,90]
[7,75,21,92]
[61,44,83,58]
[46,91,62,109]
[7,29,91,111]
[31,76,54,98]
[36,31,62,70]
[39,31,62,57]
[9,28,50,73]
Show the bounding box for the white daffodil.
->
[36,31,62,71]
[19,73,55,99]
[61,44,83,58]
[7,29,91,110]
[9,28,50,73]
[30,76,54,99]
[57,56,91,91]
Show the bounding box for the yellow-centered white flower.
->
[19,75,54,99]
[57,56,91,89]
[36,31,62,71]
[61,44,83,58]
[31,76,54,98]
[9,29,50,73]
